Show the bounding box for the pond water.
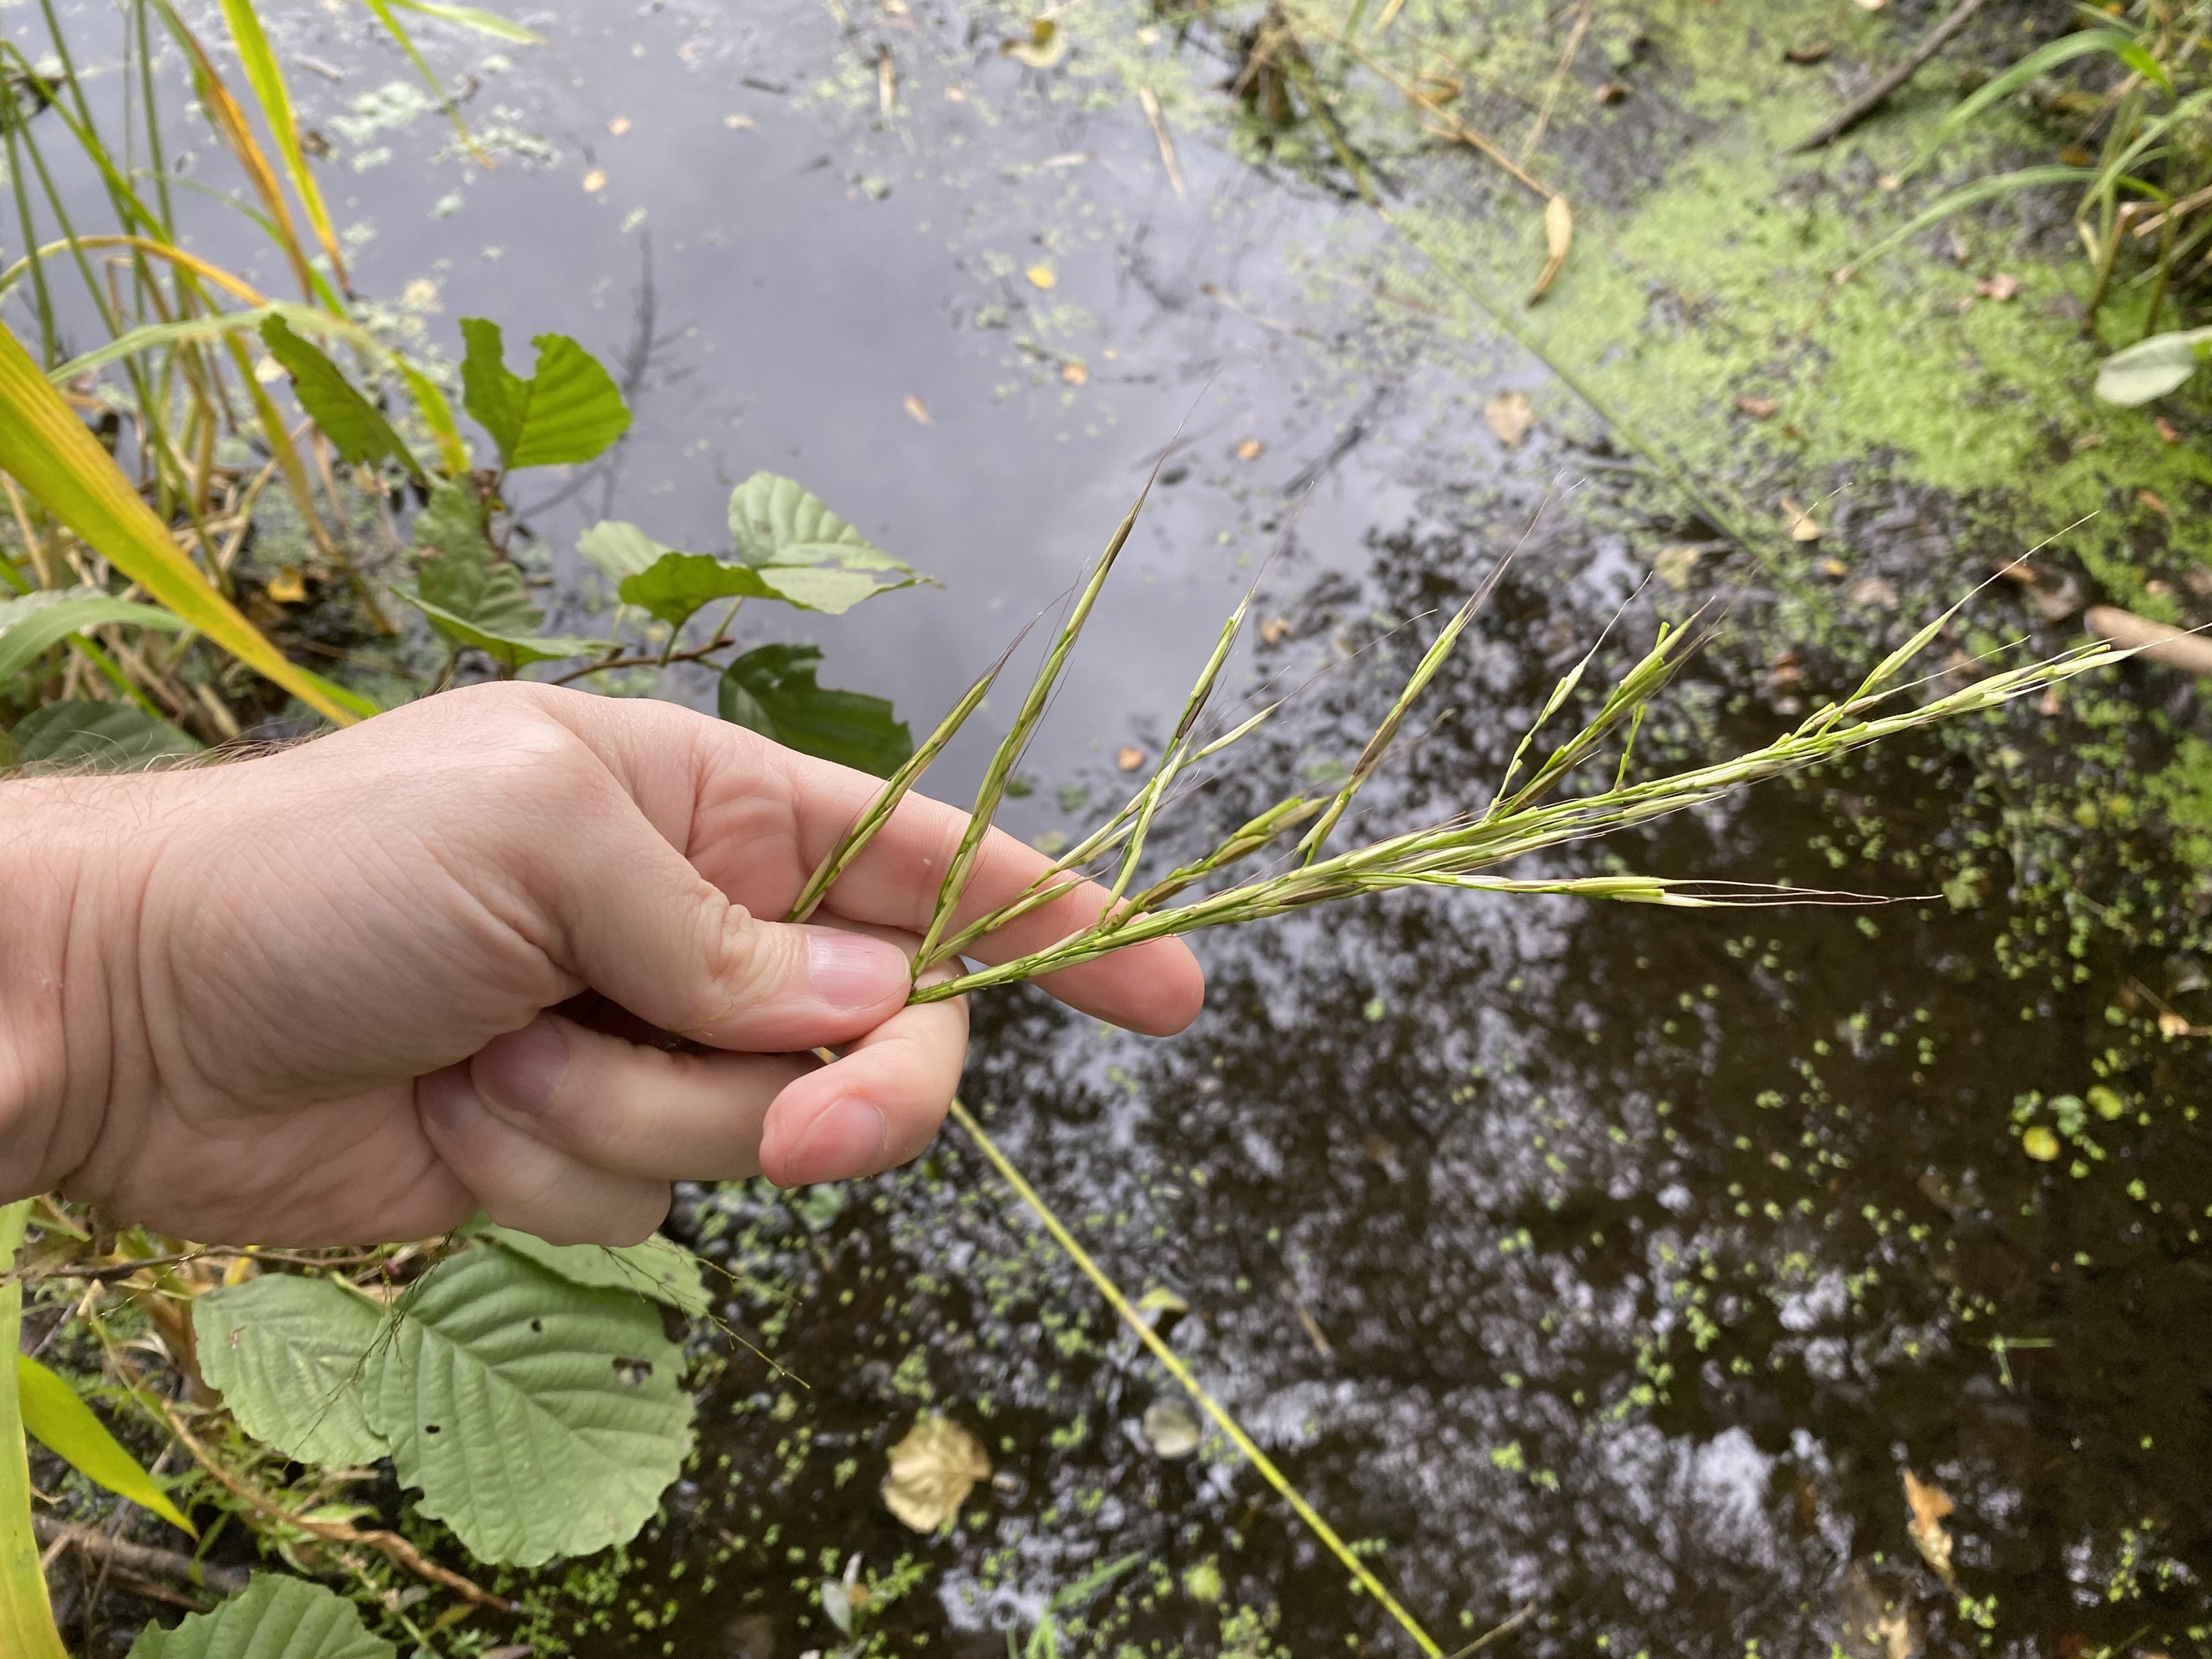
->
[24,0,2212,1654]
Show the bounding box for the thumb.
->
[527,814,912,1051]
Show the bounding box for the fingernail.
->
[805,930,909,1011]
[418,1065,485,1136]
[782,1097,887,1184]
[473,1018,571,1118]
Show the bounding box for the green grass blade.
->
[1904,31,2166,182]
[0,1204,67,1659]
[217,0,352,292]
[1841,167,2097,280]
[0,318,360,724]
[357,0,496,165]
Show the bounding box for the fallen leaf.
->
[1485,391,1535,448]
[607,116,631,136]
[1820,556,1849,577]
[1973,272,2020,302]
[1652,544,1704,590]
[2155,415,2182,443]
[1594,80,1628,103]
[1235,437,1264,460]
[1259,615,1293,644]
[1846,574,1900,611]
[1001,16,1066,69]
[2140,488,2170,516]
[945,84,968,101]
[1737,394,1780,419]
[1877,173,1903,192]
[1901,1469,1957,1588]
[582,168,607,192]
[1062,359,1089,385]
[1852,0,1887,9]
[1784,42,1832,64]
[1782,496,1822,541]
[1116,746,1146,771]
[1141,1400,1200,1459]
[2023,1125,2061,1161]
[266,566,307,605]
[2158,1009,2192,1038]
[1135,1285,1189,1316]
[1026,262,1057,290]
[723,112,755,128]
[881,1416,991,1532]
[1530,194,1572,302]
[904,394,932,425]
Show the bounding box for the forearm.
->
[0,776,150,1205]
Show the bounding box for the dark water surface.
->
[23,1,2212,1654]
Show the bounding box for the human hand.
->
[0,683,1203,1246]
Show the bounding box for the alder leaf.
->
[718,644,914,777]
[616,552,881,631]
[576,518,674,583]
[468,1220,712,1318]
[127,1574,393,1659]
[193,1275,391,1468]
[7,701,202,772]
[258,318,421,479]
[726,472,917,577]
[364,1248,693,1566]
[401,481,607,668]
[459,318,631,470]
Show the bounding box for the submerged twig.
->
[1787,0,1991,154]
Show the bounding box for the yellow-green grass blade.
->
[358,0,496,166]
[217,0,352,293]
[0,319,361,725]
[383,0,544,43]
[15,1355,195,1536]
[0,1201,69,1659]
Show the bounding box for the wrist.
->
[0,775,160,1203]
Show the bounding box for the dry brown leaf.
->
[1652,544,1703,591]
[266,566,307,605]
[1061,359,1089,386]
[2155,415,2182,443]
[1116,746,1146,771]
[2085,605,2212,678]
[1784,42,1832,64]
[1530,194,1572,302]
[2140,488,2170,516]
[1259,616,1293,644]
[903,394,932,425]
[1901,1469,1957,1587]
[1235,437,1265,460]
[1025,262,1057,290]
[1973,272,2020,302]
[881,1416,991,1532]
[2159,1009,2194,1038]
[1782,496,1822,541]
[1594,81,1628,103]
[1485,392,1535,449]
[581,168,607,192]
[1737,394,1780,420]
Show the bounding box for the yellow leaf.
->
[267,566,308,604]
[0,321,363,724]
[583,168,608,192]
[16,1355,195,1537]
[1901,1469,1955,1587]
[1116,746,1146,771]
[1782,496,1822,541]
[1026,263,1058,290]
[608,116,632,136]
[1484,392,1534,449]
[1530,194,1572,302]
[904,394,932,425]
[1234,437,1264,460]
[881,1416,990,1532]
[1061,359,1089,385]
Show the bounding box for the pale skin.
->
[0,683,1205,1247]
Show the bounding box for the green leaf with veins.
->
[194,1275,390,1467]
[727,471,920,576]
[617,551,887,631]
[719,643,913,777]
[127,1575,393,1659]
[6,701,201,772]
[363,1247,693,1566]
[458,318,630,470]
[577,518,674,583]
[402,480,607,668]
[466,1219,712,1317]
[258,317,422,479]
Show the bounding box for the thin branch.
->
[1786,0,1990,154]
